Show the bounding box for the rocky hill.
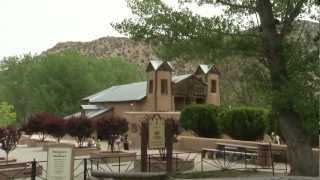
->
[46,20,319,75]
[46,36,197,75]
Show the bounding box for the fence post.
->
[244,150,247,169]
[201,151,203,172]
[84,158,87,180]
[31,159,36,180]
[223,147,226,168]
[118,156,121,173]
[269,143,274,176]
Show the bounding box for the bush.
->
[220,107,268,141]
[43,115,66,142]
[66,116,94,147]
[23,112,52,141]
[180,104,221,138]
[96,116,128,152]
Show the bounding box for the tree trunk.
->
[278,111,319,176]
[256,0,319,176]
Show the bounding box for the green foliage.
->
[0,102,17,127]
[0,52,144,121]
[180,104,221,138]
[220,107,268,141]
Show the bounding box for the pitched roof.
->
[147,60,173,71]
[83,81,147,103]
[64,106,112,119]
[195,64,220,75]
[172,74,192,83]
[83,74,194,103]
[199,64,211,74]
[80,104,105,110]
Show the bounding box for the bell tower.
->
[206,65,220,105]
[145,60,173,111]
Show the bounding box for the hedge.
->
[220,107,268,141]
[180,104,221,138]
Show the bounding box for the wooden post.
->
[141,121,148,172]
[166,119,173,173]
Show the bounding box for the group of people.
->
[86,134,130,151]
[108,134,130,151]
[271,132,281,145]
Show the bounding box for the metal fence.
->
[0,147,289,180]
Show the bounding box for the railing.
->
[0,147,289,179]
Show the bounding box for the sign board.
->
[148,115,165,149]
[47,146,74,180]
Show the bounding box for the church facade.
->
[69,60,220,119]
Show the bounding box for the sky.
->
[0,0,222,60]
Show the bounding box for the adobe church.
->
[68,60,220,119]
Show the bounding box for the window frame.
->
[161,79,168,95]
[149,80,153,94]
[211,79,217,93]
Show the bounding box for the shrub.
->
[96,116,128,152]
[43,115,66,142]
[23,112,52,141]
[0,127,21,164]
[220,107,268,141]
[180,104,221,138]
[66,116,94,147]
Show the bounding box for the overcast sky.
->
[0,0,223,59]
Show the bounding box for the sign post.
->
[47,145,74,180]
[148,115,165,149]
[140,114,174,173]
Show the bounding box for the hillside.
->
[46,20,318,74]
[46,36,197,75]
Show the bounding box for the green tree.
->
[0,102,17,127]
[180,104,221,138]
[0,52,144,121]
[114,0,319,176]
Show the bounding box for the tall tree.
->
[114,0,319,176]
[0,102,17,127]
[0,52,144,121]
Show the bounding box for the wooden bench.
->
[202,148,257,160]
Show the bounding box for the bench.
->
[202,148,257,160]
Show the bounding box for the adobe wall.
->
[206,74,220,105]
[175,136,320,156]
[144,71,156,111]
[123,111,180,148]
[100,101,146,118]
[155,71,174,111]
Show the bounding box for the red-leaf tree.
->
[66,116,94,147]
[23,112,53,141]
[0,127,21,164]
[96,117,128,152]
[43,115,66,143]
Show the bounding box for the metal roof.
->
[149,60,173,71]
[199,64,211,74]
[83,74,193,103]
[80,104,105,110]
[172,74,192,83]
[84,81,147,103]
[64,107,112,119]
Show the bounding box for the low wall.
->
[123,111,180,148]
[175,136,320,155]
